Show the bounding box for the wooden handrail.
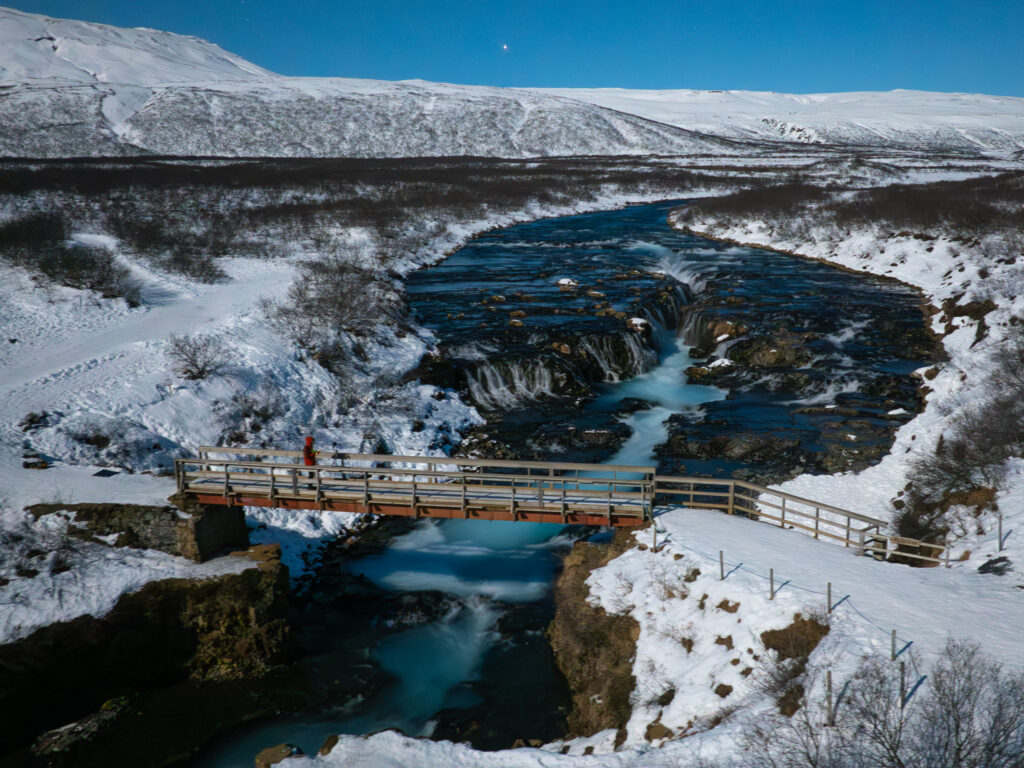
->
[176,447,946,564]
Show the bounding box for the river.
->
[194,200,933,764]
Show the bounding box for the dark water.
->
[408,200,933,478]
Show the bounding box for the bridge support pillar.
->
[168,494,250,562]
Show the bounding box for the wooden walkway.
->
[175,447,949,566]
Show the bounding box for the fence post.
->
[899,661,907,709]
[719,550,725,581]
[814,507,820,539]
[770,568,774,600]
[827,582,832,613]
[891,629,896,662]
[945,544,951,569]
[998,513,1004,552]
[728,482,736,514]
[780,497,786,528]
[826,670,834,727]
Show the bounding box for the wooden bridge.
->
[174,446,949,566]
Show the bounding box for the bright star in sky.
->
[502,43,508,51]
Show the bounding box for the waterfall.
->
[579,332,657,382]
[465,360,556,410]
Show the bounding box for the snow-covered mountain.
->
[0,6,742,158]
[539,87,1024,153]
[4,6,1024,159]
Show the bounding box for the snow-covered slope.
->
[0,7,742,158]
[5,6,1024,158]
[540,88,1024,153]
[0,5,273,85]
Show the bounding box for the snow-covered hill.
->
[0,7,742,158]
[539,88,1024,154]
[4,6,1024,158]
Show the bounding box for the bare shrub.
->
[264,257,400,368]
[0,214,140,304]
[899,335,1024,541]
[166,334,230,380]
[158,245,228,283]
[742,639,1024,768]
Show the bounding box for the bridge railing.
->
[176,446,947,565]
[175,447,658,524]
[654,475,947,566]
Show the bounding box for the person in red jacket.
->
[303,436,318,466]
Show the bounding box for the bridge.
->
[174,446,948,566]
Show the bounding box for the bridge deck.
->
[174,447,950,565]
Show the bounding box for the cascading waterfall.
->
[579,332,657,382]
[465,360,556,410]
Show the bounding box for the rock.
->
[645,721,673,740]
[728,330,813,369]
[22,459,48,469]
[978,556,1012,576]
[549,530,640,738]
[18,411,49,431]
[255,743,303,768]
[317,734,339,756]
[613,397,655,415]
[27,500,249,563]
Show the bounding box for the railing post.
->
[510,483,516,521]
[223,466,230,498]
[728,481,735,515]
[780,496,786,528]
[770,568,774,600]
[315,468,322,504]
[269,470,275,501]
[814,507,820,539]
[363,473,369,506]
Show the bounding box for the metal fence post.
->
[770,568,774,600]
[719,550,725,581]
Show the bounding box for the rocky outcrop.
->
[0,547,290,765]
[26,498,248,562]
[548,530,639,744]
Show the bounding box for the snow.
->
[539,88,1024,154]
[0,507,254,644]
[3,7,1023,158]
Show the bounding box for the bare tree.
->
[743,640,1024,768]
[166,334,230,380]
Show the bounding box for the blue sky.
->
[14,0,1024,95]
